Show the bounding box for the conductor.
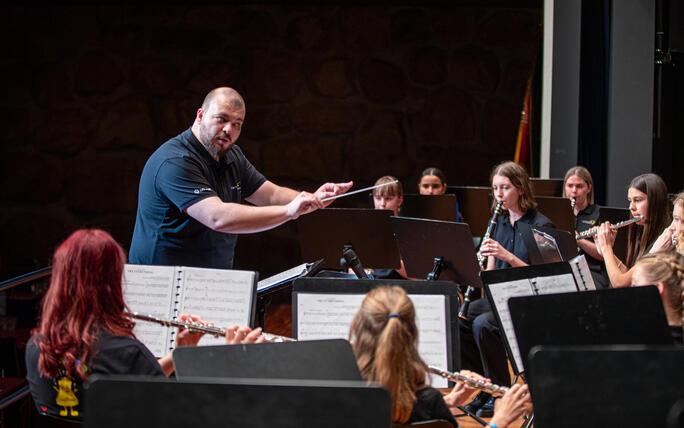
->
[130,87,352,269]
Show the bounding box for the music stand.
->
[530,177,564,197]
[446,186,492,237]
[292,277,461,374]
[400,194,460,222]
[527,345,684,428]
[389,217,483,289]
[518,223,579,264]
[508,286,672,373]
[297,208,401,271]
[597,205,632,262]
[85,376,390,428]
[173,339,361,381]
[535,196,575,233]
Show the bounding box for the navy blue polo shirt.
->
[129,128,266,269]
[490,208,554,270]
[574,203,610,288]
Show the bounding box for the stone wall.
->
[0,4,541,280]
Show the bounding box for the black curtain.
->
[578,0,611,205]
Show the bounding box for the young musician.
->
[462,161,553,417]
[371,176,409,279]
[25,229,263,420]
[631,251,684,345]
[596,173,670,287]
[418,167,447,195]
[562,166,609,288]
[350,286,532,427]
[373,175,403,216]
[650,191,684,255]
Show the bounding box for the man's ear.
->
[195,108,204,123]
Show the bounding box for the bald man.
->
[129,87,352,269]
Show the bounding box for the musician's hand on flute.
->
[595,222,617,256]
[225,325,266,345]
[490,384,533,428]
[650,221,676,253]
[176,313,208,347]
[314,181,353,207]
[443,370,490,410]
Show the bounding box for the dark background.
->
[0,3,542,280]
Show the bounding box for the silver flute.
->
[576,216,644,240]
[429,366,509,396]
[126,312,296,343]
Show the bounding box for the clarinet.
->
[458,202,503,320]
[429,366,509,396]
[126,312,296,343]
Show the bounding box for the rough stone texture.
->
[408,46,448,86]
[412,86,477,146]
[0,4,543,282]
[451,45,500,93]
[358,58,408,104]
[308,59,355,98]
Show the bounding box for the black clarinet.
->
[458,202,502,320]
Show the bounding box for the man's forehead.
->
[208,97,245,119]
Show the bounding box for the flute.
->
[126,312,296,343]
[429,366,509,396]
[576,216,644,240]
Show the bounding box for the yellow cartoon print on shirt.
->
[54,376,79,416]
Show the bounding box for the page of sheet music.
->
[178,267,255,346]
[257,263,308,292]
[533,273,579,294]
[569,254,597,290]
[296,293,449,388]
[488,279,535,373]
[122,264,177,357]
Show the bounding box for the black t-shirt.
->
[671,326,683,346]
[490,208,555,270]
[129,128,266,269]
[25,332,164,421]
[408,387,458,427]
[574,204,610,289]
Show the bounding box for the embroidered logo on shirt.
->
[193,187,213,194]
[581,220,596,225]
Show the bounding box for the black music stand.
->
[518,223,578,264]
[297,208,401,271]
[400,194,460,222]
[292,277,461,371]
[85,376,390,428]
[446,186,492,237]
[389,217,483,289]
[508,286,672,374]
[527,345,684,428]
[529,177,564,197]
[597,205,632,262]
[173,339,361,381]
[535,196,574,233]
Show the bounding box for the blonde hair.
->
[490,161,537,212]
[563,166,594,205]
[635,252,684,335]
[373,176,403,199]
[350,286,428,423]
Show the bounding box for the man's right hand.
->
[286,191,323,219]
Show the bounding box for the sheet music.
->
[533,273,579,294]
[179,267,255,346]
[296,293,365,340]
[411,294,448,388]
[488,279,535,373]
[569,254,597,290]
[122,264,177,357]
[257,263,309,292]
[296,292,450,388]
